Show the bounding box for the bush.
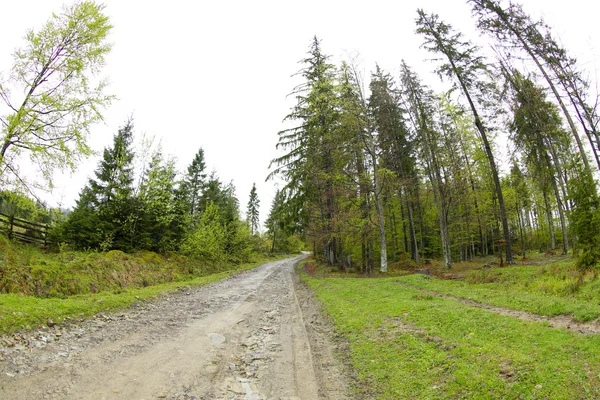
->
[180,202,226,264]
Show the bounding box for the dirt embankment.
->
[0,255,352,400]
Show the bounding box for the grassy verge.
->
[0,253,289,335]
[300,261,600,399]
[398,261,600,322]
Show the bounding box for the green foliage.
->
[568,163,600,271]
[0,235,189,297]
[0,246,285,335]
[59,120,137,251]
[225,220,254,263]
[265,189,304,253]
[246,182,260,235]
[180,202,227,264]
[269,37,347,264]
[0,190,41,221]
[182,148,207,218]
[0,1,114,189]
[137,149,180,252]
[59,186,101,250]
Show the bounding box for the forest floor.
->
[0,254,353,399]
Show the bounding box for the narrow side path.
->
[398,280,600,335]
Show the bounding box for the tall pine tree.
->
[246,183,260,235]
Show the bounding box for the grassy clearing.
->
[399,260,600,322]
[300,260,600,399]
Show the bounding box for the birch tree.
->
[0,1,113,190]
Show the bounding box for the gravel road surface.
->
[0,255,351,399]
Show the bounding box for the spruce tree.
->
[269,37,343,266]
[88,119,136,251]
[184,148,207,218]
[416,10,514,263]
[399,63,453,268]
[137,149,178,252]
[246,183,260,235]
[507,72,570,254]
[469,0,595,172]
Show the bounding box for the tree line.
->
[269,0,600,272]
[0,1,303,261]
[48,118,288,263]
[2,0,599,271]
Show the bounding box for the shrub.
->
[180,202,226,264]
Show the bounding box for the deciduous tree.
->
[0,1,113,190]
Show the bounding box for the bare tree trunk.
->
[372,163,388,273]
[551,179,569,254]
[400,199,409,255]
[405,189,420,263]
[516,199,526,258]
[542,190,556,250]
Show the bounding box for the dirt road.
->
[0,255,351,399]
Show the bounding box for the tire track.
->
[398,280,600,335]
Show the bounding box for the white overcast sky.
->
[1,0,599,226]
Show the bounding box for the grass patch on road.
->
[0,254,288,335]
[301,263,600,399]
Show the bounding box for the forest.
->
[269,0,600,275]
[1,0,599,276]
[2,1,600,398]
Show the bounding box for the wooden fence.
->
[0,212,50,245]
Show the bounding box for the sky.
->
[1,0,599,227]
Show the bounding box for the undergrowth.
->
[0,235,290,334]
[0,235,263,298]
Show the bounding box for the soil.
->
[399,281,600,334]
[0,255,353,399]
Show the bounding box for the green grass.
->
[301,263,600,399]
[398,261,600,322]
[0,234,292,334]
[0,235,230,297]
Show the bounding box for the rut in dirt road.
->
[0,255,351,400]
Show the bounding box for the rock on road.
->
[0,255,351,399]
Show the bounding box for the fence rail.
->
[0,212,50,245]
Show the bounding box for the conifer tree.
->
[137,149,178,252]
[337,63,377,272]
[469,0,595,172]
[507,72,570,254]
[183,148,207,218]
[270,37,343,266]
[400,63,453,268]
[89,119,136,250]
[246,183,260,235]
[416,10,514,263]
[61,186,101,249]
